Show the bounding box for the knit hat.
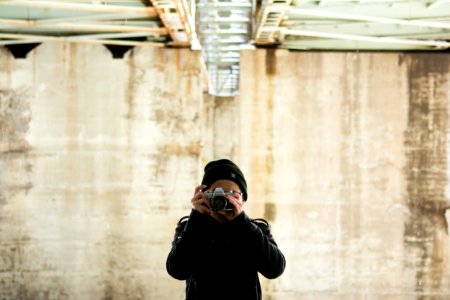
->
[201,159,248,201]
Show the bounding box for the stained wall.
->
[0,42,204,299]
[236,49,450,299]
[2,43,450,300]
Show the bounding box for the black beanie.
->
[201,159,248,201]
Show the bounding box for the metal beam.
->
[149,0,193,46]
[0,39,42,46]
[61,32,160,40]
[0,32,165,47]
[289,8,450,30]
[35,13,151,24]
[0,18,167,34]
[255,0,292,45]
[0,1,157,16]
[281,28,450,49]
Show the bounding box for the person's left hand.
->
[210,191,244,222]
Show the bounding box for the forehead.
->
[209,179,240,191]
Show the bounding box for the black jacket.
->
[166,210,286,300]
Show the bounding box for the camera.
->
[204,187,234,211]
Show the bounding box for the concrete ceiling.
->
[1,0,450,95]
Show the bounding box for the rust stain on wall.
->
[265,49,276,76]
[260,50,276,221]
[161,143,201,155]
[125,49,136,120]
[404,53,450,292]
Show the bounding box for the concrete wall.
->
[236,49,450,299]
[0,42,204,299]
[2,43,450,299]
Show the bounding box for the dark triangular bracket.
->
[103,45,135,59]
[5,43,41,58]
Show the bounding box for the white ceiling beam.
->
[281,29,450,48]
[0,32,157,44]
[35,13,150,24]
[284,15,450,28]
[0,39,42,45]
[0,1,157,16]
[428,0,450,9]
[389,31,450,39]
[279,40,434,51]
[0,18,167,34]
[0,32,165,47]
[63,32,160,40]
[289,8,450,30]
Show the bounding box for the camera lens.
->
[211,196,227,211]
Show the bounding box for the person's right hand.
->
[191,184,210,214]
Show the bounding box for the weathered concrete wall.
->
[0,42,204,299]
[235,49,450,298]
[2,43,450,300]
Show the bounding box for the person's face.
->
[208,179,241,196]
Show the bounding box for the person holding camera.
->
[166,159,286,300]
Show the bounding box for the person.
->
[166,159,286,300]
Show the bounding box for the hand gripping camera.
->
[204,187,234,211]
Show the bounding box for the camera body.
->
[204,187,234,211]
